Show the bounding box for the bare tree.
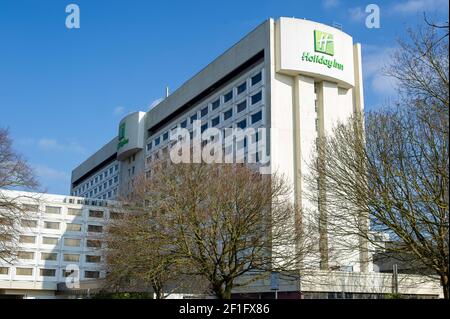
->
[0,128,39,262]
[104,174,207,298]
[306,21,449,298]
[107,159,314,299]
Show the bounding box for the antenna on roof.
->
[332,22,343,30]
[165,86,170,98]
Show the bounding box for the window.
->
[19,235,35,244]
[95,177,98,183]
[64,238,81,247]
[237,101,247,113]
[22,204,39,212]
[86,255,101,263]
[201,106,208,117]
[155,137,160,146]
[44,221,60,230]
[41,252,57,261]
[115,164,119,171]
[147,142,153,151]
[88,225,103,233]
[64,254,80,262]
[89,210,104,218]
[201,123,208,133]
[211,116,220,127]
[0,217,13,227]
[45,206,61,214]
[208,99,220,111]
[114,176,118,183]
[42,237,58,245]
[237,82,247,94]
[251,111,263,124]
[66,223,82,232]
[180,120,187,128]
[86,240,101,248]
[109,167,113,174]
[40,269,56,277]
[85,271,100,279]
[16,268,33,276]
[110,212,122,219]
[251,91,262,105]
[62,269,78,278]
[224,91,233,103]
[21,219,37,228]
[67,208,82,216]
[0,267,8,275]
[163,132,169,140]
[224,108,233,120]
[237,119,247,129]
[18,251,34,260]
[190,113,198,123]
[109,179,113,186]
[251,72,262,85]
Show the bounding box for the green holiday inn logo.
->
[301,30,343,71]
[117,122,129,149]
[314,30,334,56]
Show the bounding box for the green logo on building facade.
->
[117,123,129,149]
[301,30,343,71]
[314,30,334,56]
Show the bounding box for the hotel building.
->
[1,17,440,298]
[71,17,366,272]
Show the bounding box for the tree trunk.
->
[441,273,449,299]
[223,282,233,299]
[152,279,164,299]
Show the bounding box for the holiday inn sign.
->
[314,30,334,56]
[300,30,344,71]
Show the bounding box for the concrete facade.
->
[70,17,367,273]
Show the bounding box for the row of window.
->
[17,235,102,248]
[72,163,119,196]
[20,207,118,220]
[15,251,101,263]
[73,177,119,198]
[147,89,264,152]
[0,267,100,279]
[20,220,107,233]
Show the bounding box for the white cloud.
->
[37,138,86,154]
[348,7,366,23]
[113,106,125,116]
[18,138,86,154]
[322,0,340,9]
[391,0,449,14]
[362,45,399,96]
[33,164,70,181]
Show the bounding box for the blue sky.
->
[0,0,448,194]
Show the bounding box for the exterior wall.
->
[271,18,367,273]
[70,134,120,200]
[144,64,267,172]
[71,161,120,200]
[0,190,115,297]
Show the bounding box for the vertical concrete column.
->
[353,43,369,273]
